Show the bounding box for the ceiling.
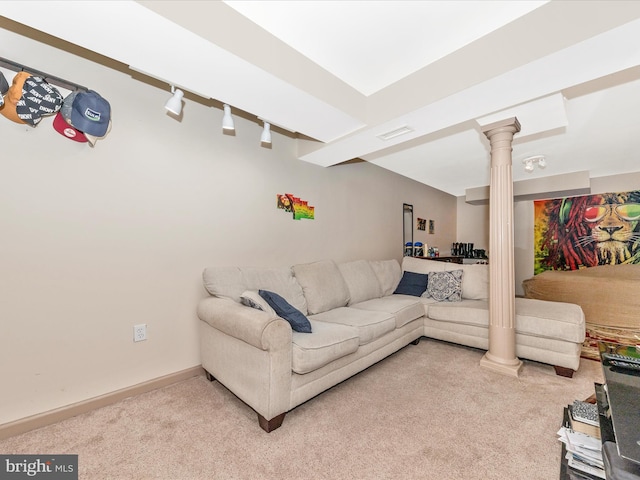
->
[2,1,640,196]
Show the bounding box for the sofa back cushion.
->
[370,259,402,296]
[292,260,350,315]
[203,266,245,302]
[401,256,445,274]
[446,264,489,300]
[203,265,308,314]
[339,260,382,305]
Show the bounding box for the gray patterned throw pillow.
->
[240,290,277,316]
[427,270,463,302]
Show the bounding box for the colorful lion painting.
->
[534,190,640,272]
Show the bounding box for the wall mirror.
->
[403,203,413,256]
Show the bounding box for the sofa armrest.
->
[197,296,292,350]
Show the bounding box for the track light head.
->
[524,160,534,173]
[260,121,272,145]
[164,86,184,115]
[522,155,546,173]
[222,104,235,131]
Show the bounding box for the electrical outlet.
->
[133,324,147,342]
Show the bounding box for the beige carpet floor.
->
[0,339,604,479]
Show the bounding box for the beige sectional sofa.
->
[197,257,585,432]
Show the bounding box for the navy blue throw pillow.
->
[258,290,312,333]
[393,271,429,296]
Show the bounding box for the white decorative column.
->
[479,117,523,377]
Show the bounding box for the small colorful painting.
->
[534,190,640,272]
[417,218,426,231]
[276,193,315,220]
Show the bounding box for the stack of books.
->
[558,400,605,479]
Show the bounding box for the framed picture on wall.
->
[429,220,435,234]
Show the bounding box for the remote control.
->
[602,352,640,371]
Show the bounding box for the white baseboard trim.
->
[0,365,205,441]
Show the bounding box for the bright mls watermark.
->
[0,455,77,479]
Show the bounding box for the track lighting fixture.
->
[159,85,275,147]
[164,86,184,115]
[260,121,272,145]
[222,104,235,131]
[522,155,546,173]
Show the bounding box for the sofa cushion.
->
[370,259,402,296]
[242,266,308,314]
[203,265,307,314]
[309,307,396,345]
[417,295,439,316]
[393,271,429,296]
[240,290,276,316]
[259,290,312,333]
[445,264,489,300]
[339,260,382,305]
[292,260,350,315]
[350,295,425,328]
[401,256,445,274]
[427,300,489,327]
[426,270,463,302]
[514,297,585,343]
[292,320,360,374]
[203,266,245,301]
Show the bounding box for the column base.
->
[480,352,523,377]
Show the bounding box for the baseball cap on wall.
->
[16,76,63,126]
[52,91,88,142]
[70,90,111,136]
[0,71,30,124]
[0,71,9,107]
[53,111,88,142]
[85,118,112,147]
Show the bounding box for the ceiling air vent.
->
[376,126,413,141]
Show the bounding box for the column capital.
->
[481,117,521,140]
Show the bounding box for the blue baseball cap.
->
[0,71,9,107]
[70,90,111,136]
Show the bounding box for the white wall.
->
[0,26,457,424]
[591,172,640,195]
[457,172,640,295]
[456,198,489,253]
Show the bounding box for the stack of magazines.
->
[558,401,605,479]
[558,425,605,478]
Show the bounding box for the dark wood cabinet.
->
[415,256,464,264]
